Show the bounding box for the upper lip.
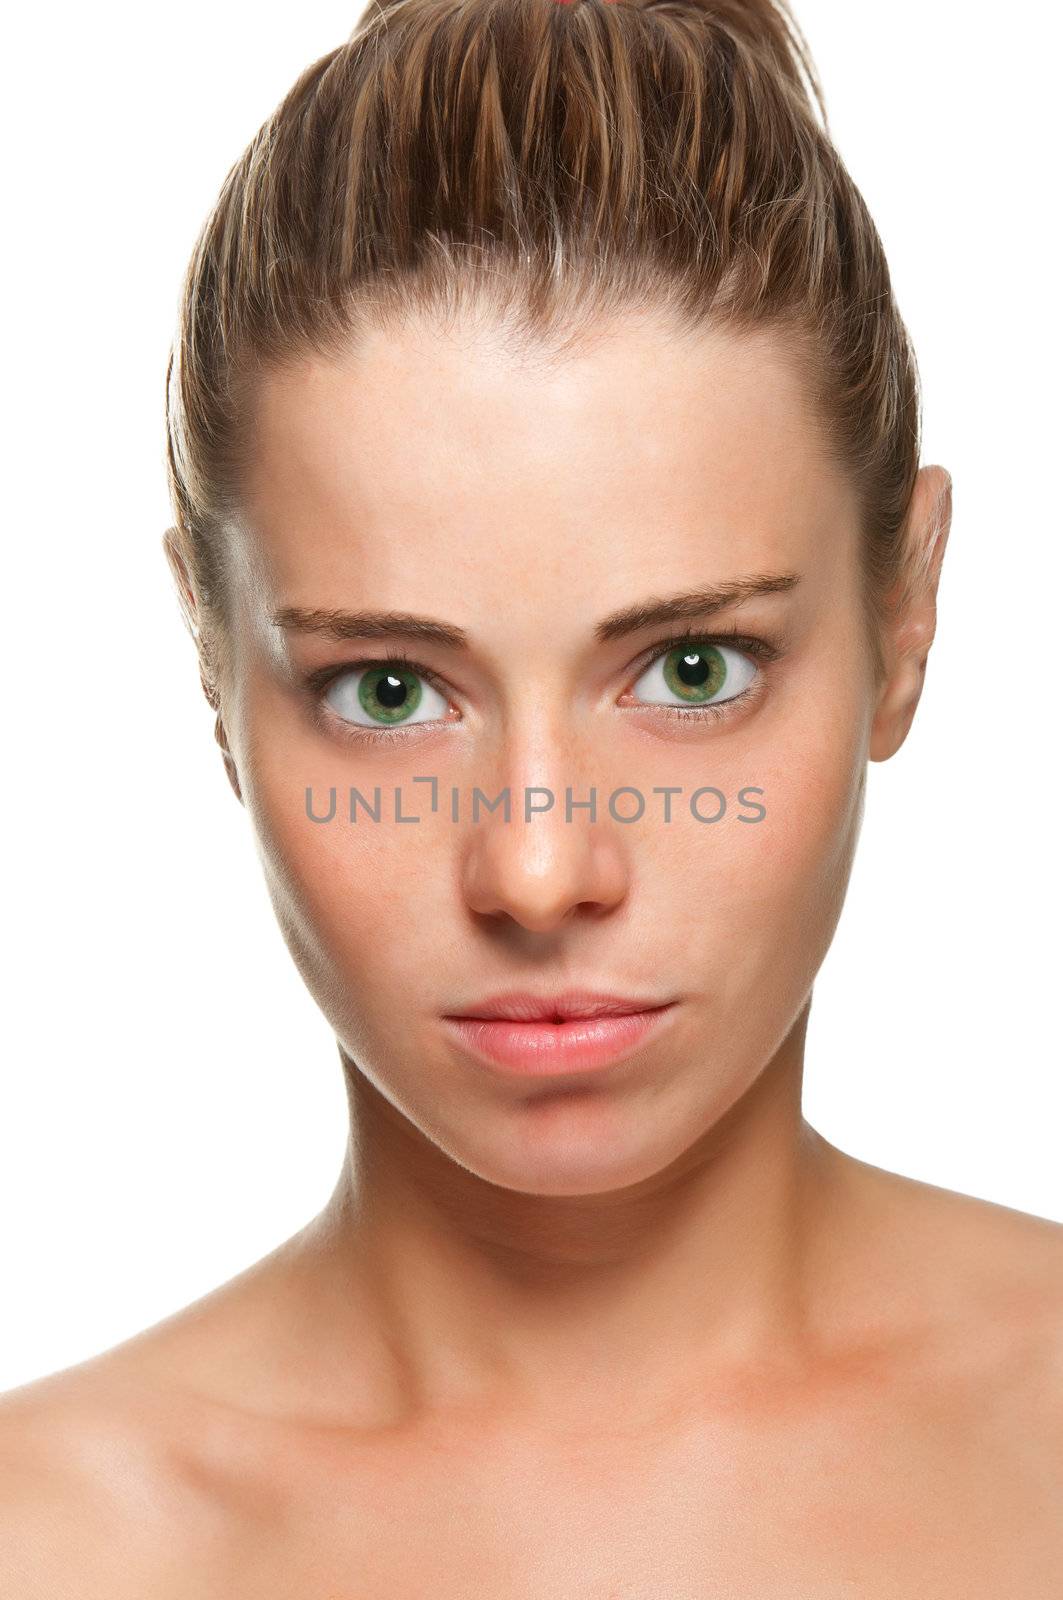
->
[445,989,675,1022]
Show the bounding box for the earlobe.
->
[869,464,953,763]
[215,711,244,806]
[869,652,925,762]
[162,525,200,640]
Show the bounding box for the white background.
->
[1,1,1059,1393]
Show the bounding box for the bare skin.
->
[2,306,1060,1596]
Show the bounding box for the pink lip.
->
[445,988,673,1022]
[441,991,679,1077]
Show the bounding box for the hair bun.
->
[585,0,827,127]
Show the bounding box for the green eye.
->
[325,663,449,727]
[632,640,757,707]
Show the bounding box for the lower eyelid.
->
[623,694,748,720]
[619,671,767,721]
[320,700,457,739]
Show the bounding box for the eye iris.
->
[663,645,726,702]
[358,666,423,724]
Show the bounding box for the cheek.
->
[634,672,869,1025]
[254,782,445,1025]
[232,693,448,1042]
[722,690,869,1007]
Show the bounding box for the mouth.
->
[441,990,679,1077]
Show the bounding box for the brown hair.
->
[164,0,922,705]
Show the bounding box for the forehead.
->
[232,307,857,617]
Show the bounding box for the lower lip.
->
[441,1006,677,1077]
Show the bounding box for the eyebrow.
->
[270,571,801,651]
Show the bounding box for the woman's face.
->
[220,306,879,1196]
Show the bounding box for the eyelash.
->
[304,627,781,744]
[624,626,779,725]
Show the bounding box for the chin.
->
[443,1091,709,1199]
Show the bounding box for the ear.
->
[163,526,243,807]
[163,525,223,713]
[214,709,244,806]
[869,465,952,763]
[162,525,200,640]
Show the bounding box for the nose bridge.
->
[458,696,629,932]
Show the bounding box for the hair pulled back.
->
[165,0,922,700]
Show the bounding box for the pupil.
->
[677,651,709,686]
[376,673,408,708]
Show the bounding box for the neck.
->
[291,999,849,1429]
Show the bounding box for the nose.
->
[459,772,630,935]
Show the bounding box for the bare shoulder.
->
[0,1369,130,1596]
[0,1358,236,1600]
[0,1235,335,1598]
[839,1148,1063,1424]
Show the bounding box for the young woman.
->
[3,0,1060,1592]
